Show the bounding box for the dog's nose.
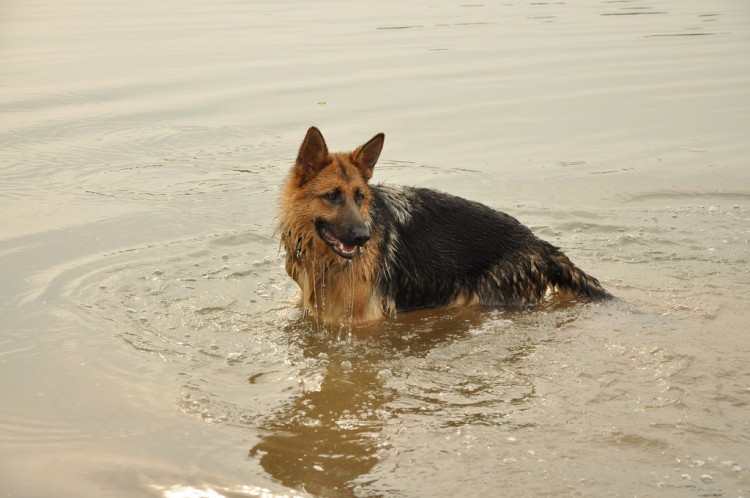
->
[350,225,370,246]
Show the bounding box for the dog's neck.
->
[280,228,388,323]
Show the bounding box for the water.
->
[2,0,749,496]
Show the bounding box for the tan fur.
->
[278,130,388,324]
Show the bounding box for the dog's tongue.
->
[322,227,357,256]
[336,239,356,255]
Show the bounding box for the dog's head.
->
[281,127,384,261]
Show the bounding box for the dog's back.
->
[369,185,612,313]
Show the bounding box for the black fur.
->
[369,184,612,311]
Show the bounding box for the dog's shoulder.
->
[371,183,523,232]
[370,184,415,219]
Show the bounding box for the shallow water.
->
[2,0,749,496]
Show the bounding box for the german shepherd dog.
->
[278,127,612,324]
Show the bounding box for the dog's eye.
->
[323,190,341,203]
[354,190,365,204]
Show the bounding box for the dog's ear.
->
[295,127,330,185]
[353,133,384,182]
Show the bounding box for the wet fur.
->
[278,127,613,324]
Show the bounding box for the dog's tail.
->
[549,251,614,301]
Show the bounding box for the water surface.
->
[1,0,749,496]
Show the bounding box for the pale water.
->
[1,0,749,496]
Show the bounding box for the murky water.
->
[2,0,749,496]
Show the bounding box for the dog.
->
[278,127,612,324]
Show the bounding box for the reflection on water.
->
[155,484,306,498]
[249,311,478,496]
[250,331,390,497]
[249,306,568,496]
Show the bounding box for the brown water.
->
[2,0,749,496]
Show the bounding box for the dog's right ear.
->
[295,126,330,185]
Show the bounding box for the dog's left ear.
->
[353,133,384,182]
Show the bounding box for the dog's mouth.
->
[318,226,358,260]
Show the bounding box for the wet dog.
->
[278,127,612,323]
